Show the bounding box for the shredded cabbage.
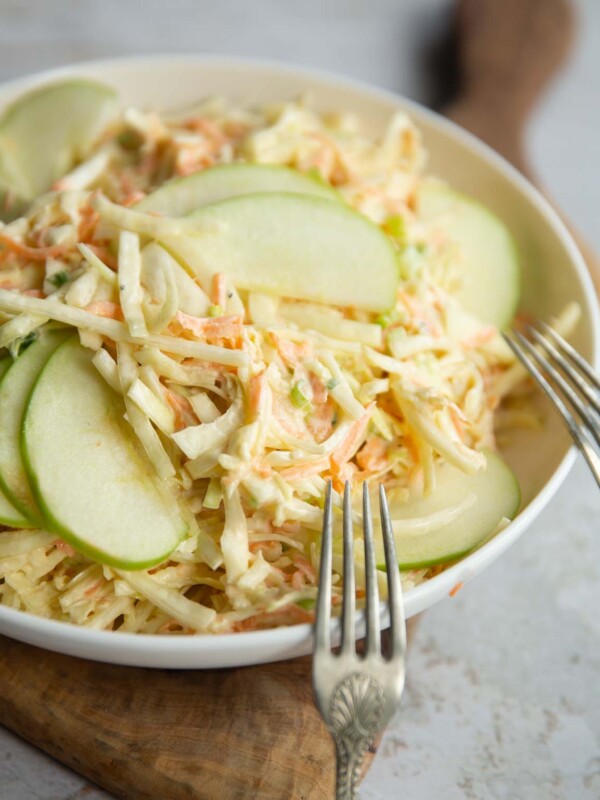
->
[0,91,575,636]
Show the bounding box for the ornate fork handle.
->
[328,671,385,799]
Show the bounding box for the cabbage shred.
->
[0,95,575,634]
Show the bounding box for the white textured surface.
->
[0,1,599,798]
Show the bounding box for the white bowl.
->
[0,56,598,669]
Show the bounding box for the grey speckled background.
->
[0,1,599,798]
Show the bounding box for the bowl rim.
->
[0,53,598,668]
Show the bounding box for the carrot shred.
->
[169,310,243,343]
[248,371,267,418]
[279,456,330,481]
[85,301,124,320]
[330,403,375,472]
[165,388,196,431]
[270,333,314,368]
[0,233,70,262]
[211,272,227,308]
[449,582,464,597]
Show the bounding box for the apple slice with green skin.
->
[136,163,339,216]
[415,181,521,329]
[0,358,32,528]
[0,329,71,524]
[161,193,399,312]
[0,79,118,219]
[376,449,520,570]
[21,337,187,569]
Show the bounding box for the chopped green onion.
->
[208,304,223,317]
[290,380,311,411]
[48,270,69,288]
[296,598,316,610]
[203,478,223,510]
[383,214,406,242]
[326,378,338,391]
[376,308,401,328]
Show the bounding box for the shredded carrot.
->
[291,553,317,584]
[356,436,387,472]
[291,571,305,590]
[122,191,147,207]
[0,233,70,262]
[272,394,311,441]
[165,388,196,431]
[84,301,124,320]
[85,244,118,271]
[270,333,314,368]
[78,208,100,242]
[309,374,327,404]
[22,289,45,299]
[306,398,336,443]
[279,456,330,481]
[331,403,375,471]
[182,117,226,144]
[248,371,267,418]
[170,310,243,343]
[331,461,357,493]
[212,272,227,307]
[449,582,464,597]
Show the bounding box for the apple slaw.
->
[0,92,578,634]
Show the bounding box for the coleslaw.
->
[0,92,577,634]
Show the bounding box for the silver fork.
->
[312,481,407,800]
[503,321,600,487]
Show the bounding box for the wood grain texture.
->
[0,620,419,800]
[0,637,334,800]
[445,0,600,284]
[445,0,575,176]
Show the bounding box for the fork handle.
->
[334,734,373,800]
[329,671,386,799]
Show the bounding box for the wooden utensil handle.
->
[445,0,576,173]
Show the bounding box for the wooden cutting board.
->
[0,2,587,798]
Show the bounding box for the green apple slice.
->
[0,329,71,523]
[161,193,399,312]
[0,357,32,528]
[378,449,520,570]
[416,181,520,329]
[21,337,187,569]
[136,163,339,216]
[0,79,118,215]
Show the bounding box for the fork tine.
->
[340,481,356,655]
[379,485,406,661]
[527,325,600,416]
[514,331,600,450]
[362,483,381,657]
[314,480,333,652]
[503,333,600,487]
[539,321,600,392]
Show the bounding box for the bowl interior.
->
[0,57,596,668]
